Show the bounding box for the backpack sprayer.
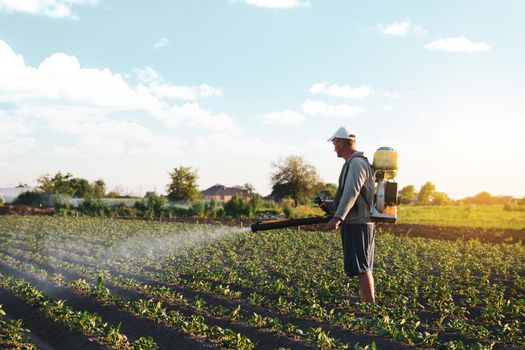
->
[250,147,398,233]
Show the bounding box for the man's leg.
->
[358,271,375,303]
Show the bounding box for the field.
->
[397,205,525,229]
[0,216,524,349]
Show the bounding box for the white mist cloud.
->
[153,37,169,50]
[229,0,310,9]
[258,110,305,125]
[310,82,372,99]
[301,100,367,117]
[377,21,426,37]
[0,0,98,18]
[424,36,491,53]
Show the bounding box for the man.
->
[322,126,376,303]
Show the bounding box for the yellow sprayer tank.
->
[373,147,398,171]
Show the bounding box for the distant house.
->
[0,186,34,203]
[201,184,250,202]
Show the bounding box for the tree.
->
[317,183,337,199]
[166,166,199,202]
[417,182,436,205]
[92,179,106,198]
[37,172,103,198]
[37,172,75,195]
[68,178,93,198]
[270,155,322,206]
[241,183,255,195]
[399,185,417,205]
[471,192,493,205]
[432,192,452,205]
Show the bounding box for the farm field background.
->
[396,205,525,229]
[1,216,524,349]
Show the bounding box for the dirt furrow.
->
[1,248,414,349]
[0,257,313,350]
[0,262,216,350]
[0,286,103,350]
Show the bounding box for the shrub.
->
[248,194,264,218]
[78,197,106,216]
[167,206,193,217]
[224,195,251,219]
[282,203,293,218]
[55,208,69,217]
[107,203,138,217]
[503,203,525,212]
[190,200,206,218]
[205,200,224,219]
[13,191,53,207]
[133,192,168,218]
[52,193,72,210]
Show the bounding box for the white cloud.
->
[377,21,427,37]
[0,40,237,138]
[258,110,305,125]
[0,111,38,158]
[0,0,98,18]
[48,118,190,159]
[148,84,222,100]
[133,66,223,100]
[310,82,372,99]
[157,103,241,135]
[0,42,156,110]
[153,37,169,50]
[379,21,410,37]
[424,36,491,53]
[301,100,366,117]
[230,0,310,9]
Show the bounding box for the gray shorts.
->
[340,223,375,277]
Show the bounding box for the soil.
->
[0,287,103,350]
[0,262,216,350]
[0,204,54,216]
[1,250,414,350]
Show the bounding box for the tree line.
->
[4,155,524,208]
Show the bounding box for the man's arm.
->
[333,159,368,221]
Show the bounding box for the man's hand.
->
[327,217,342,230]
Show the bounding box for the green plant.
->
[13,191,53,207]
[224,195,251,218]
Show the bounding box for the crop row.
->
[0,271,157,349]
[1,216,524,349]
[0,243,380,350]
[0,303,36,349]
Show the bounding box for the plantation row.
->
[0,216,523,349]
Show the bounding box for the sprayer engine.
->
[370,147,398,223]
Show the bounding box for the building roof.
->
[201,184,248,197]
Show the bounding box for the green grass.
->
[398,204,525,229]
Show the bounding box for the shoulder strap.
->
[348,155,372,208]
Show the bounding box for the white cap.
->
[327,126,355,142]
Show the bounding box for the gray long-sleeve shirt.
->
[332,151,375,224]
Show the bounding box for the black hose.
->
[251,216,332,232]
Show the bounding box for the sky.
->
[0,0,524,199]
